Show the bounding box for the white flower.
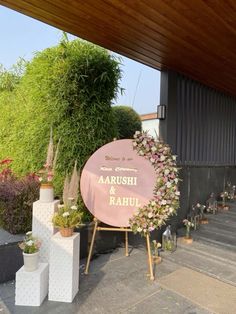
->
[148,212,153,218]
[137,227,142,232]
[164,169,170,175]
[161,200,167,205]
[26,231,32,236]
[166,182,172,188]
[142,140,147,146]
[139,150,144,156]
[160,155,165,161]
[71,205,77,210]
[58,204,64,209]
[39,177,43,182]
[150,158,155,163]
[135,131,141,136]
[62,211,70,217]
[174,178,178,184]
[172,155,177,160]
[151,201,156,206]
[175,191,180,196]
[151,146,157,152]
[26,240,33,246]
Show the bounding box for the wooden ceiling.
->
[1,0,236,96]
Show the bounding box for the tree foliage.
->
[0,39,121,200]
[112,105,142,139]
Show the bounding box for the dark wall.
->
[159,71,236,223]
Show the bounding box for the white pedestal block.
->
[32,200,59,263]
[49,232,80,303]
[15,263,49,306]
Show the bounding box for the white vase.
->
[23,251,39,272]
[39,184,54,203]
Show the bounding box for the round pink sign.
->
[80,139,156,227]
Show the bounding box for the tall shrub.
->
[0,176,39,234]
[0,38,121,197]
[112,105,142,139]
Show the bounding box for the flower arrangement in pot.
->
[220,191,230,210]
[151,240,162,264]
[196,203,208,224]
[18,231,41,272]
[183,219,194,244]
[52,161,82,237]
[37,128,60,203]
[52,201,82,237]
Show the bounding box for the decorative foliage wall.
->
[0,37,122,200]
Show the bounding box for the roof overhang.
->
[1,1,236,96]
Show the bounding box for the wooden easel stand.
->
[84,218,154,280]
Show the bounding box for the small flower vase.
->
[59,227,74,237]
[152,255,162,264]
[23,251,39,272]
[183,227,193,244]
[39,183,54,203]
[185,227,191,239]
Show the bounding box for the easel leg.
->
[146,234,154,281]
[84,219,98,275]
[125,231,129,256]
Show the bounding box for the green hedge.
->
[0,38,121,200]
[112,105,142,139]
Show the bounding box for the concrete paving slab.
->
[159,267,236,314]
[164,247,236,286]
[123,288,211,314]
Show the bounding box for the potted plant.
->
[38,164,54,202]
[52,201,83,237]
[18,231,41,272]
[220,191,230,210]
[52,161,82,237]
[196,203,208,224]
[151,240,162,264]
[38,128,60,203]
[183,219,194,244]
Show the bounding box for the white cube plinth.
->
[49,232,80,303]
[32,200,59,263]
[15,263,49,306]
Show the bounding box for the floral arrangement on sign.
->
[52,161,83,237]
[129,131,180,237]
[38,128,60,185]
[183,219,194,239]
[18,231,41,254]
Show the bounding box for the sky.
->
[0,5,160,114]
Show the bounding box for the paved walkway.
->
[1,202,236,314]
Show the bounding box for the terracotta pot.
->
[60,228,74,237]
[183,237,193,244]
[152,255,162,264]
[23,251,39,272]
[39,183,54,203]
[200,218,208,224]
